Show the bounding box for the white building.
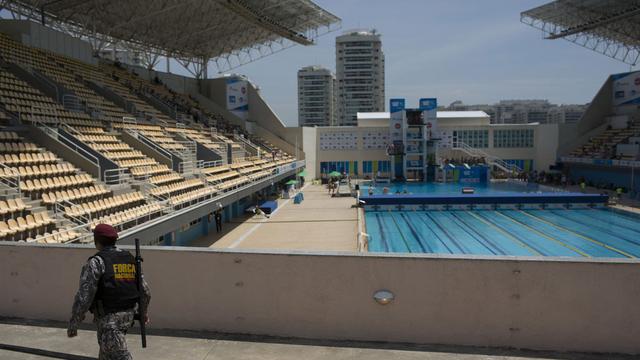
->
[302,111,561,180]
[335,30,385,126]
[443,100,587,124]
[297,66,335,127]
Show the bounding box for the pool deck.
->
[194,184,358,251]
[0,320,633,360]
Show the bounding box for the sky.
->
[206,0,634,126]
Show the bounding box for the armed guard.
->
[68,224,151,360]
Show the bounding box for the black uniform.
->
[69,246,150,360]
[214,211,222,233]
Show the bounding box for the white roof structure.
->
[521,0,640,65]
[357,111,490,120]
[357,111,491,127]
[1,0,341,75]
[357,112,389,120]
[437,111,490,119]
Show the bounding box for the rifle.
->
[134,238,147,348]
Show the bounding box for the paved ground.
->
[0,321,634,360]
[194,184,358,251]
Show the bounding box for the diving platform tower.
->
[388,98,439,182]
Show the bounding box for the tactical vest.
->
[92,248,139,314]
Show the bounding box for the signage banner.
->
[612,71,640,107]
[226,78,249,120]
[390,98,405,113]
[419,98,438,140]
[389,98,405,143]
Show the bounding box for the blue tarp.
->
[259,201,278,214]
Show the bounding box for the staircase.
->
[451,141,522,173]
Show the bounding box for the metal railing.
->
[62,94,85,113]
[28,223,93,244]
[54,198,92,226]
[35,120,101,167]
[178,159,202,174]
[234,134,260,157]
[451,141,522,173]
[117,159,303,239]
[29,66,60,102]
[122,116,137,127]
[200,160,224,169]
[0,162,20,196]
[104,168,132,186]
[139,181,169,202]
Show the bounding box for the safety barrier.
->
[103,168,131,186]
[0,162,20,196]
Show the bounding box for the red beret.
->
[93,223,118,240]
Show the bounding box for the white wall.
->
[302,126,317,179]
[2,243,640,354]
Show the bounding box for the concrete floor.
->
[195,184,358,251]
[0,321,634,360]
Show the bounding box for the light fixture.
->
[373,290,394,305]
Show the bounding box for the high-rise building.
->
[336,30,385,126]
[297,66,335,127]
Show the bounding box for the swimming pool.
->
[361,181,561,195]
[365,208,640,258]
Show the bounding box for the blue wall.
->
[170,195,257,246]
[568,165,639,194]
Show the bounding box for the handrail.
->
[104,168,131,186]
[0,161,20,196]
[200,160,224,168]
[28,66,60,102]
[127,129,173,160]
[35,121,101,166]
[29,223,93,244]
[54,198,92,226]
[62,94,85,113]
[122,116,137,126]
[452,141,522,173]
[118,159,303,239]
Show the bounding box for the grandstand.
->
[0,0,336,245]
[522,0,640,196]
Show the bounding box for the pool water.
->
[365,208,640,258]
[361,181,561,195]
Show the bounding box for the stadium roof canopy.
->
[0,0,341,75]
[521,0,640,65]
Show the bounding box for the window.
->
[454,130,488,148]
[493,129,534,148]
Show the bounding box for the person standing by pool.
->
[580,180,587,193]
[368,187,374,196]
[214,209,223,233]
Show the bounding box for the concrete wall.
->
[0,20,95,65]
[1,243,639,354]
[576,76,612,135]
[302,126,317,179]
[123,64,199,95]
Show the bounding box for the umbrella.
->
[285,179,299,185]
[297,170,308,177]
[328,171,342,177]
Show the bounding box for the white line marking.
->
[228,183,310,248]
